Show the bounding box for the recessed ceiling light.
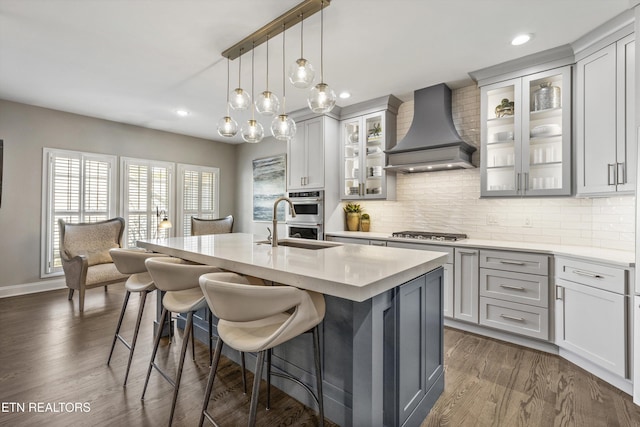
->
[426,166,433,170]
[339,91,351,99]
[511,34,532,46]
[175,109,190,117]
[446,164,453,168]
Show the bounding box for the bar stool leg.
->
[241,352,247,394]
[248,350,266,427]
[208,309,213,366]
[191,317,196,362]
[266,349,272,410]
[123,290,148,387]
[313,325,324,427]
[169,311,194,426]
[107,290,131,365]
[142,307,168,400]
[199,338,224,427]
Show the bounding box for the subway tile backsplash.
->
[357,85,635,252]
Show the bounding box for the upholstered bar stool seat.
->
[107,248,169,386]
[198,272,326,427]
[142,257,224,426]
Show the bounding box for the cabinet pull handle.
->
[556,285,564,300]
[572,269,603,279]
[617,162,625,184]
[499,260,526,266]
[500,284,525,291]
[524,172,529,192]
[516,173,521,192]
[499,314,525,322]
[607,164,616,185]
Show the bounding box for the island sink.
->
[255,239,339,250]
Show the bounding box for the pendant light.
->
[229,48,251,111]
[308,0,336,113]
[287,12,315,89]
[216,58,239,137]
[272,24,297,141]
[255,35,280,116]
[241,43,264,143]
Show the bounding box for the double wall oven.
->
[286,190,324,240]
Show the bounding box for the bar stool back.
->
[142,257,223,426]
[198,272,326,427]
[107,248,169,386]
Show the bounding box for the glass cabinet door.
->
[363,113,384,197]
[522,67,571,195]
[342,119,361,198]
[482,78,521,196]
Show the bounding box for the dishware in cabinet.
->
[480,66,571,197]
[341,111,394,199]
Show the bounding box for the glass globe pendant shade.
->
[288,58,315,89]
[308,82,337,113]
[271,114,297,141]
[229,88,251,111]
[255,90,280,116]
[241,119,264,143]
[217,116,239,137]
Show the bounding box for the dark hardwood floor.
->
[1,284,640,426]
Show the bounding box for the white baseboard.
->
[0,278,67,298]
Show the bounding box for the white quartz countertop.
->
[137,233,447,302]
[326,231,635,268]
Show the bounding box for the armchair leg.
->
[68,289,74,300]
[79,287,86,313]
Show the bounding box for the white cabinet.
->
[576,33,636,196]
[479,250,550,340]
[287,116,337,191]
[480,66,572,197]
[339,95,400,200]
[634,295,640,405]
[387,241,454,318]
[453,248,479,323]
[555,257,629,378]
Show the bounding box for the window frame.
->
[176,163,220,237]
[40,148,118,278]
[119,156,174,248]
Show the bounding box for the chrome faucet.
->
[272,197,296,247]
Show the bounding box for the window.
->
[41,148,117,276]
[177,164,220,236]
[120,157,174,247]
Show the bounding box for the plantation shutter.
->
[177,164,220,236]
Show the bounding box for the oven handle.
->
[285,222,323,226]
[290,198,323,203]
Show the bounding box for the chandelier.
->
[217,0,333,143]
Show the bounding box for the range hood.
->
[385,83,476,173]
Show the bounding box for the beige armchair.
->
[58,217,129,312]
[190,215,234,236]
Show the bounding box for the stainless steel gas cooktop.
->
[391,231,468,241]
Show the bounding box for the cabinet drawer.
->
[555,257,627,294]
[369,240,387,247]
[480,250,548,275]
[387,241,454,263]
[480,297,549,340]
[480,268,548,308]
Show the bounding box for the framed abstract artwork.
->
[252,154,286,222]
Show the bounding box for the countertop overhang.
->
[137,233,447,302]
[326,231,635,267]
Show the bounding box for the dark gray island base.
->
[182,267,444,427]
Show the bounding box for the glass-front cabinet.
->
[481,66,571,197]
[341,111,390,199]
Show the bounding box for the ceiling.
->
[0,0,631,144]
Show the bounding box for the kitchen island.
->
[137,233,447,427]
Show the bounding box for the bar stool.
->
[198,272,326,427]
[141,257,223,426]
[107,248,169,386]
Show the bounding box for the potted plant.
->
[343,202,362,231]
[360,213,371,232]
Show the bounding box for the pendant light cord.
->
[300,12,304,59]
[320,0,324,83]
[238,48,243,88]
[265,35,269,91]
[226,57,231,115]
[282,22,287,114]
[251,42,255,120]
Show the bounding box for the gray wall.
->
[0,99,237,288]
[234,136,288,238]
